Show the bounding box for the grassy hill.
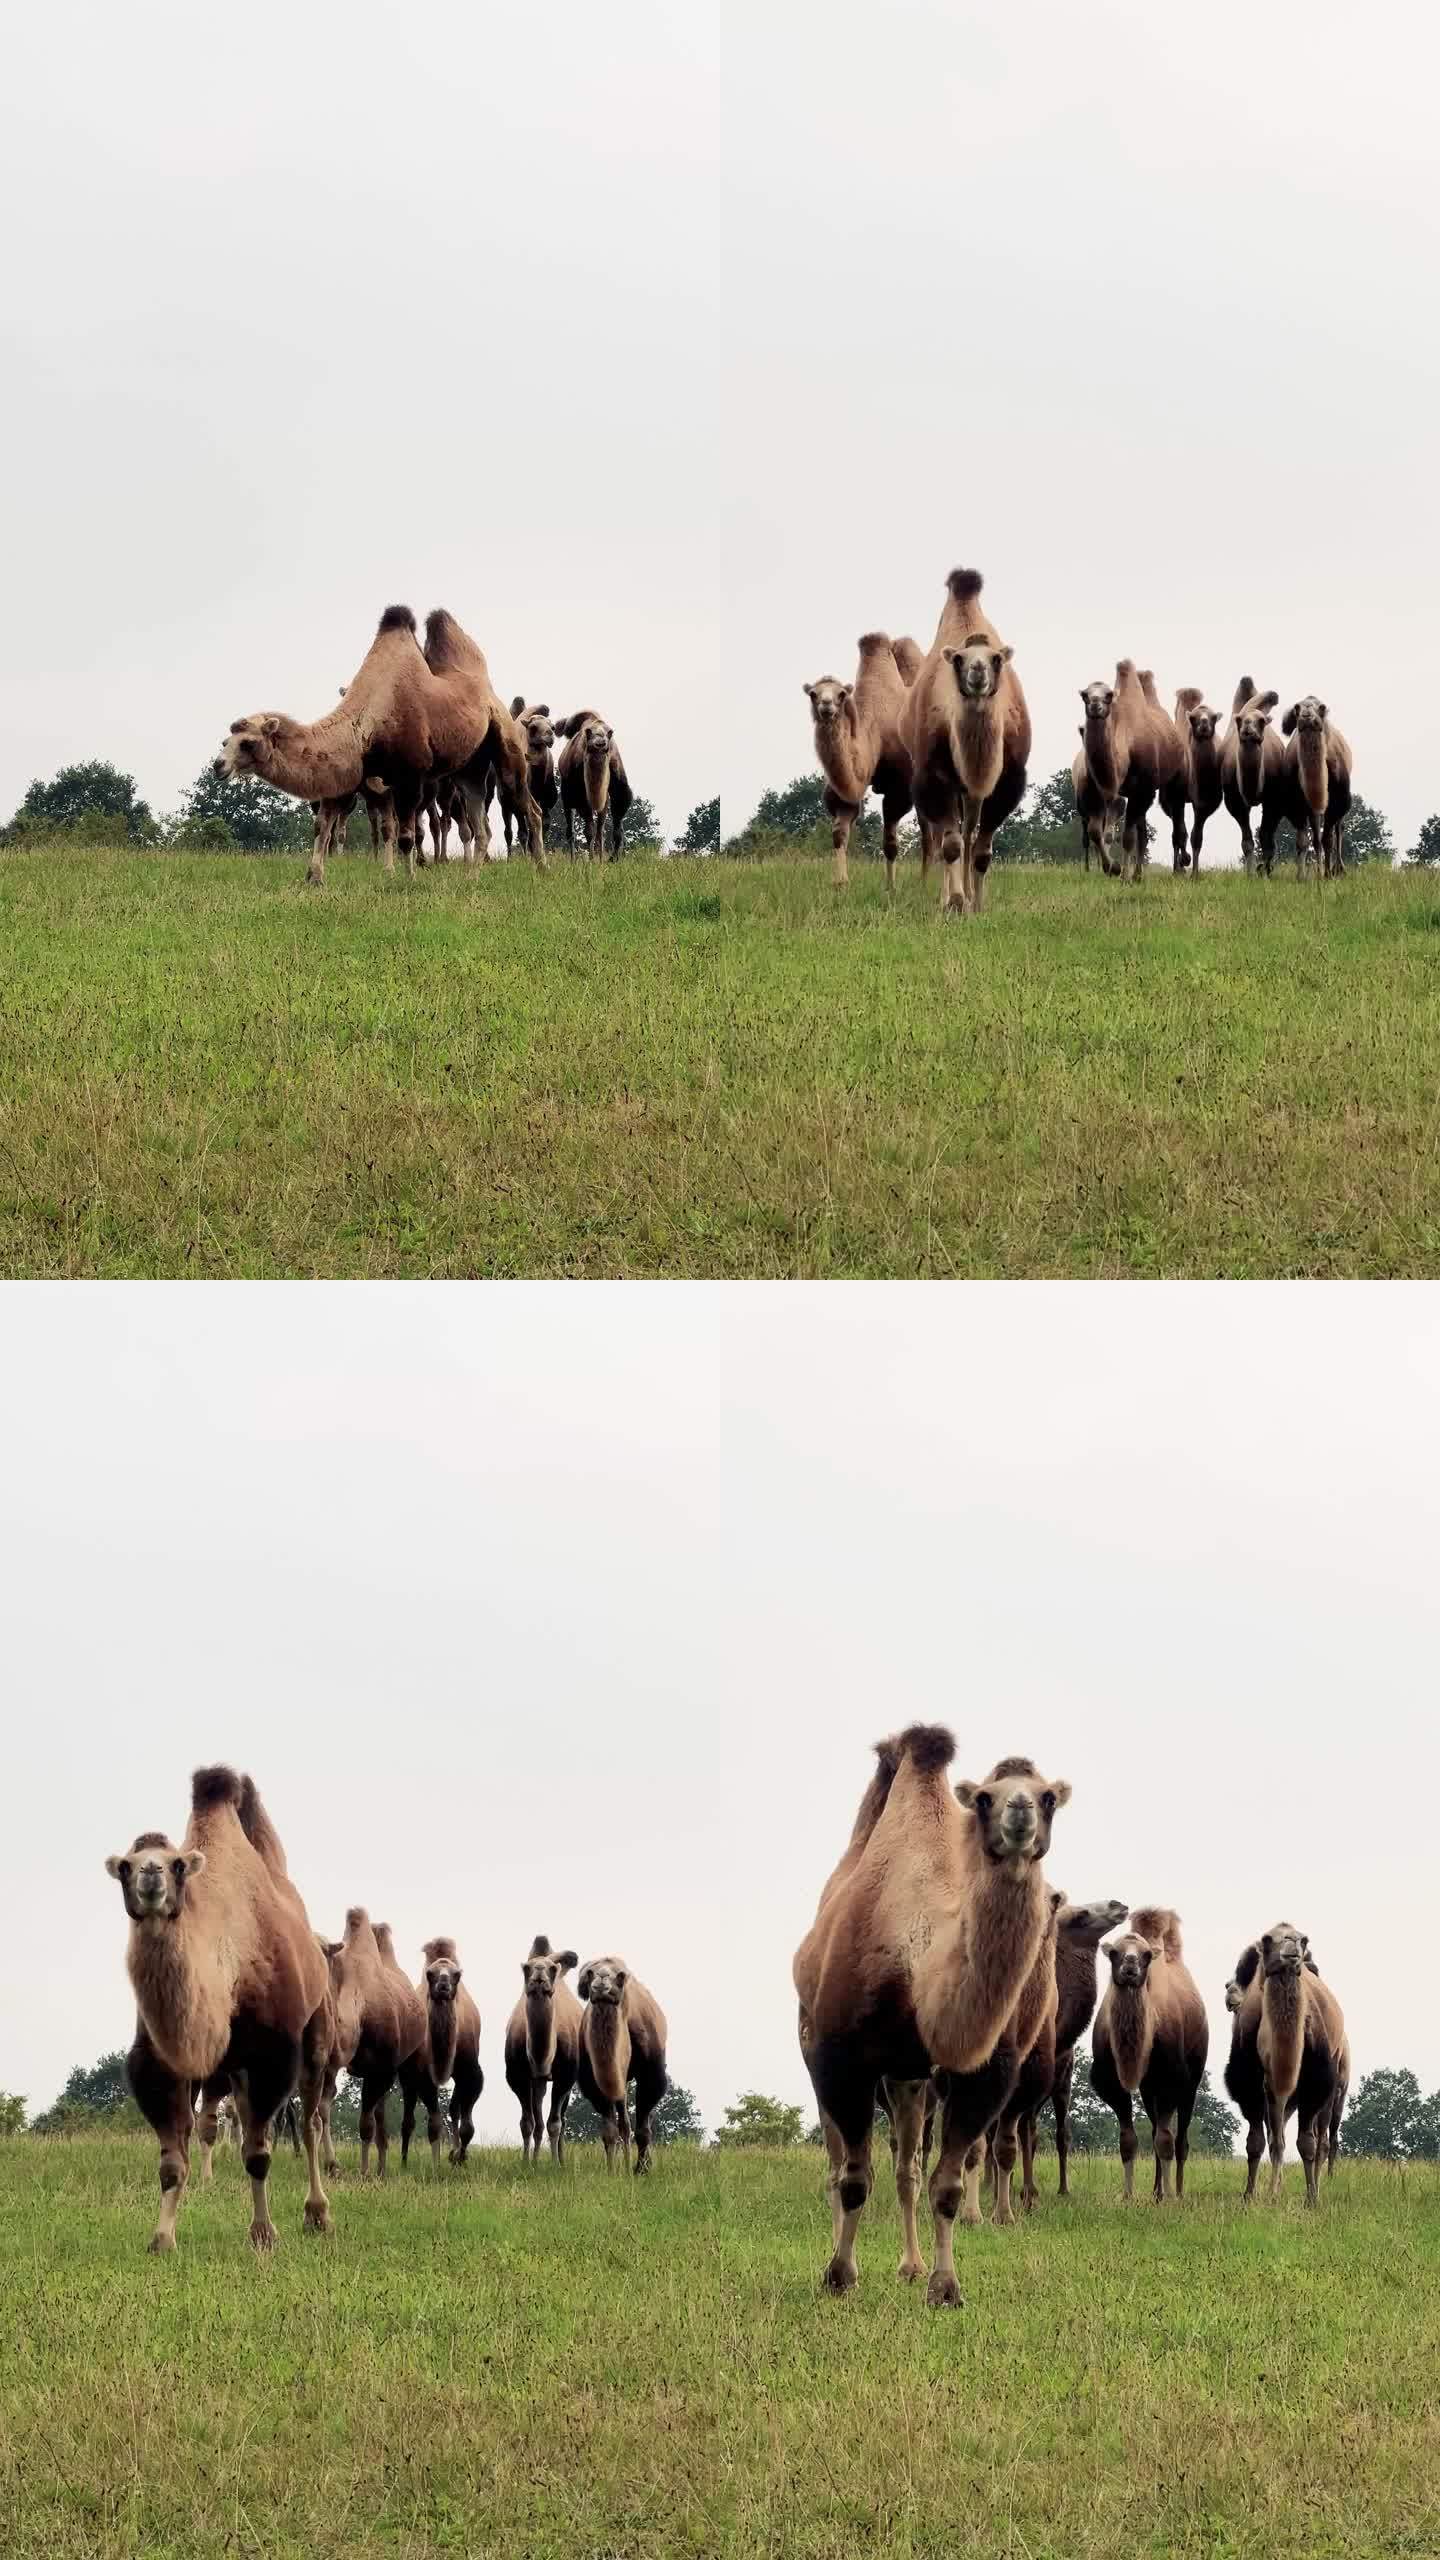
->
[2,845,1437,1276]
[2,2133,1437,2557]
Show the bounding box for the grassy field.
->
[3,2136,1438,2558]
[1,844,1438,1277]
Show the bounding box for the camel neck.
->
[525,1993,558,2078]
[586,2001,631,2100]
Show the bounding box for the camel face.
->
[1104,1933,1154,1992]
[522,713,556,756]
[1187,707,1219,744]
[425,1954,461,2006]
[1289,697,1328,737]
[955,1763,1071,1864]
[105,1835,205,1920]
[521,1943,577,2000]
[578,1957,628,2006]
[1224,1977,1245,2013]
[217,716,283,780]
[1260,1922,1309,1979]
[1235,705,1273,748]
[804,678,852,730]
[1081,682,1115,724]
[944,640,1010,702]
[1061,1897,1129,1947]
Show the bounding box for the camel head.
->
[1282,696,1327,740]
[1080,680,1115,726]
[105,1831,205,1921]
[955,1757,1071,1864]
[1259,1921,1310,1979]
[217,714,295,782]
[577,1956,628,2007]
[943,639,1012,703]
[422,1937,462,2007]
[1186,704,1220,744]
[1235,691,1279,749]
[514,703,556,758]
[1103,1931,1154,1994]
[521,1935,578,2002]
[1224,1976,1245,2013]
[804,678,853,732]
[580,718,614,764]
[1058,1897,1129,1948]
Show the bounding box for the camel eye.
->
[1041,1791,1056,1815]
[118,1860,132,1882]
[975,1791,993,1820]
[172,1861,186,1881]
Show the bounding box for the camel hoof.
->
[926,2273,963,2310]
[821,2257,858,2296]
[303,2204,331,2235]
[147,2232,177,2256]
[897,2257,926,2285]
[942,900,968,922]
[249,2223,278,2253]
[957,2204,983,2229]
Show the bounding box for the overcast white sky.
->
[722,0,1437,854]
[1,1,718,841]
[4,1285,1436,2140]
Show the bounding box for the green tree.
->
[1043,2062,1121,2153]
[728,773,882,859]
[1406,813,1440,866]
[329,2077,364,2139]
[1187,2073,1242,2155]
[1341,2068,1424,2160]
[564,2083,704,2145]
[0,2094,26,2135]
[714,2091,805,2149]
[622,795,662,847]
[992,767,1084,864]
[172,815,235,850]
[171,761,309,853]
[5,761,155,843]
[674,796,720,854]
[30,2048,142,2133]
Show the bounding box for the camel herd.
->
[103,1768,668,2254]
[806,568,1356,911]
[216,605,633,886]
[794,1727,1350,2309]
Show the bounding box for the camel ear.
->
[803,683,817,702]
[260,714,283,739]
[993,648,1012,671]
[577,1964,595,2001]
[534,704,550,717]
[1315,702,1328,723]
[1260,1931,1275,1959]
[105,1854,128,1879]
[943,648,960,667]
[182,1851,206,1880]
[1281,705,1299,736]
[1047,1780,1072,1810]
[955,1781,992,1816]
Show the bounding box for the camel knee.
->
[1155,2126,1175,2164]
[1118,2126,1139,2164]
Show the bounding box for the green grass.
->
[2,845,1439,1275]
[4,2136,1439,2557]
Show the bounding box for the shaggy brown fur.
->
[804,633,918,890]
[1224,1923,1346,2203]
[576,1958,670,2174]
[1077,661,1187,885]
[489,700,560,856]
[1003,1896,1129,2207]
[398,1937,484,2171]
[900,570,1031,916]
[556,712,634,860]
[1219,677,1287,872]
[1282,697,1353,879]
[1090,1907,1209,2200]
[104,1767,332,2254]
[503,1936,582,2163]
[1173,689,1224,874]
[323,1906,425,2180]
[794,1728,1070,2307]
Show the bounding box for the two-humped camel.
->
[901,570,1031,917]
[104,1767,333,2253]
[1076,663,1187,885]
[398,1938,484,2169]
[1219,678,1286,872]
[1224,1925,1347,2202]
[576,1958,669,2172]
[1282,697,1353,878]
[557,713,634,860]
[804,631,922,891]
[1089,1908,1209,2198]
[218,605,545,884]
[1173,689,1224,874]
[1001,1895,1130,2209]
[794,1726,1070,2307]
[491,702,560,856]
[321,1907,425,2178]
[504,1936,583,2162]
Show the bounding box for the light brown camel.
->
[1077,662,1186,886]
[556,713,635,860]
[1173,689,1224,874]
[323,1906,425,2179]
[1089,1908,1209,2199]
[576,1958,670,2173]
[503,1935,582,2163]
[803,632,920,891]
[1005,1895,1130,2207]
[104,1767,332,2253]
[1282,697,1353,878]
[422,610,546,872]
[398,1937,484,2169]
[1223,1925,1346,2203]
[1219,677,1286,873]
[794,1727,1070,2307]
[901,570,1031,917]
[494,701,560,855]
[1072,733,1123,872]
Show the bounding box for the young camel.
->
[1089,1909,1209,2200]
[1282,697,1353,878]
[1077,662,1186,886]
[104,1767,332,2254]
[803,632,920,891]
[492,701,560,855]
[324,1907,425,2179]
[901,569,1031,918]
[576,1958,669,2173]
[504,1935,582,2163]
[1219,678,1286,872]
[399,1937,484,2170]
[1173,690,1224,874]
[557,713,635,859]
[1224,1925,1346,2203]
[1006,1896,1130,2207]
[794,1727,1070,2307]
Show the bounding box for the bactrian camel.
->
[1224,1924,1347,2203]
[1219,678,1286,872]
[557,713,634,860]
[576,1957,669,2173]
[794,1727,1070,2308]
[1282,698,1353,879]
[1004,1895,1129,2208]
[1173,689,1223,874]
[1089,1908,1209,2199]
[1076,663,1187,885]
[504,1936,582,2163]
[804,631,921,891]
[323,1906,425,2179]
[104,1767,333,2254]
[398,1937,484,2169]
[902,570,1031,917]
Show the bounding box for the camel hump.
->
[423,1936,458,1962]
[1232,1941,1260,1991]
[191,1765,243,1813]
[947,568,984,604]
[378,604,416,635]
[892,636,923,682]
[1130,1906,1184,1962]
[345,1905,370,1933]
[896,1722,956,1773]
[236,1774,285,1866]
[527,1933,554,1957]
[1231,673,1257,712]
[856,630,893,654]
[1175,686,1203,714]
[422,607,465,667]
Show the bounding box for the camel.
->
[794,1727,1070,2307]
[1224,1924,1346,2203]
[557,713,634,860]
[322,1906,425,2179]
[1089,1908,1208,2200]
[1219,678,1286,873]
[398,1937,484,2170]
[901,569,1030,917]
[803,632,921,890]
[1076,662,1187,886]
[490,701,560,856]
[1282,697,1353,879]
[1173,689,1224,874]
[104,1767,332,2253]
[309,789,388,874]
[1002,1895,1130,2207]
[503,1936,582,2163]
[576,1958,669,2173]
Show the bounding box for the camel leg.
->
[297,2013,331,2235]
[1153,2110,1177,2202]
[991,2110,1021,2226]
[1173,2095,1195,2201]
[940,824,968,919]
[1297,2114,1322,2206]
[828,797,856,890]
[887,2078,929,2283]
[307,803,335,889]
[359,2074,392,2178]
[880,794,906,896]
[195,2073,227,2186]
[1265,2093,1287,2201]
[399,2074,418,2169]
[599,2102,624,2172]
[426,2092,445,2171]
[1113,2089,1139,2199]
[130,2029,193,2254]
[1242,2113,1265,2202]
[632,2064,665,2176]
[927,2053,1017,2309]
[549,2080,574,2164]
[971,824,995,916]
[1190,813,1206,875]
[517,2094,536,2164]
[1053,2051,1075,2199]
[1019,2112,1039,2212]
[234,2056,295,2254]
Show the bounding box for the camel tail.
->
[191,1765,243,1813]
[378,604,417,635]
[896,1722,956,1774]
[946,568,984,605]
[1131,1906,1184,1963]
